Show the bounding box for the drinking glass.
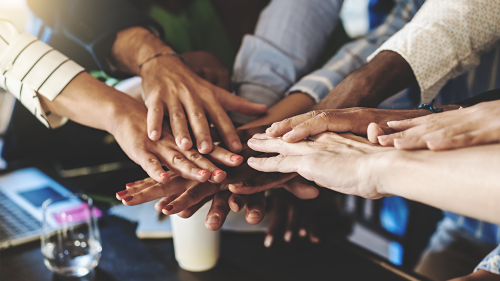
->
[41,194,102,277]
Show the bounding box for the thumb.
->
[219,92,268,115]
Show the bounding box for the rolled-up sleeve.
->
[288,0,425,102]
[475,244,500,275]
[0,19,84,128]
[368,0,500,103]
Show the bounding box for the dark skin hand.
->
[449,270,500,281]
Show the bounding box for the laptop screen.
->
[18,186,67,208]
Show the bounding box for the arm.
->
[367,0,500,103]
[231,0,343,124]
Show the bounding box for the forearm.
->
[313,50,416,110]
[238,92,315,130]
[376,145,500,225]
[39,72,144,134]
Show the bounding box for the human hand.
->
[448,270,500,281]
[181,51,230,90]
[376,100,500,150]
[265,107,432,144]
[112,27,267,152]
[247,132,394,199]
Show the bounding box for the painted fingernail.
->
[181,138,190,144]
[248,210,261,219]
[299,228,307,237]
[198,170,209,176]
[229,182,243,189]
[163,205,173,211]
[264,235,273,248]
[213,170,224,177]
[150,130,158,139]
[284,231,292,242]
[116,190,128,197]
[207,214,220,224]
[230,155,243,162]
[123,196,133,202]
[160,172,168,178]
[200,141,211,152]
[125,182,135,187]
[232,141,242,151]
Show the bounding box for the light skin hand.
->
[377,100,500,150]
[112,27,267,152]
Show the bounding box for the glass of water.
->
[41,194,102,277]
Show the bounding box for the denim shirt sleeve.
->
[27,0,164,78]
[232,0,343,113]
[288,0,425,102]
[475,244,500,275]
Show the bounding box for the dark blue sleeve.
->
[27,0,164,77]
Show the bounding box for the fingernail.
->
[213,170,224,177]
[207,214,220,224]
[232,199,241,212]
[160,172,168,178]
[125,182,135,187]
[284,231,292,242]
[378,135,388,142]
[264,235,273,248]
[150,130,158,139]
[229,182,243,189]
[163,205,173,211]
[230,155,243,162]
[116,190,128,197]
[181,138,190,144]
[310,236,320,244]
[198,170,209,176]
[232,141,242,151]
[266,126,275,133]
[387,121,399,127]
[248,210,261,219]
[200,141,211,152]
[123,196,133,202]
[299,228,307,237]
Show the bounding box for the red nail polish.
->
[160,172,168,178]
[230,155,243,162]
[198,170,209,175]
[163,205,173,211]
[116,190,128,197]
[123,196,133,202]
[213,170,224,176]
[125,182,135,187]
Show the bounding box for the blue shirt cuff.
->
[287,68,344,102]
[475,245,500,275]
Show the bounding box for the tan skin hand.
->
[112,27,267,153]
[449,270,500,281]
[377,100,500,150]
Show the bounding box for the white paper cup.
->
[171,202,220,272]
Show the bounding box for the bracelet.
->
[137,52,186,75]
[418,99,443,113]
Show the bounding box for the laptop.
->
[0,167,99,250]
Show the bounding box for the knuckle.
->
[172,154,187,165]
[145,157,160,167]
[171,111,186,120]
[151,106,163,113]
[187,152,204,162]
[185,187,202,200]
[317,112,330,120]
[191,111,205,119]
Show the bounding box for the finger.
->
[121,182,174,206]
[245,192,266,225]
[394,122,476,150]
[161,182,221,215]
[145,93,164,141]
[378,119,450,146]
[308,219,320,244]
[246,155,300,174]
[247,136,305,155]
[206,145,244,167]
[218,90,267,116]
[367,123,394,144]
[201,68,218,85]
[166,97,192,151]
[136,151,170,184]
[182,90,213,154]
[175,196,213,218]
[282,177,319,200]
[214,69,230,90]
[228,193,249,212]
[155,194,191,212]
[265,111,324,137]
[228,172,298,194]
[180,149,226,183]
[426,128,500,151]
[205,191,232,231]
[205,99,243,153]
[281,112,347,143]
[264,194,287,248]
[387,110,459,131]
[116,179,159,200]
[298,215,308,238]
[154,145,211,182]
[283,202,299,243]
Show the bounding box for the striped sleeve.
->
[0,18,84,128]
[287,0,424,102]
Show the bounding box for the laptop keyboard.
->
[0,191,41,241]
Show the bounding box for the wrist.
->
[112,26,175,74]
[369,150,401,197]
[105,90,147,135]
